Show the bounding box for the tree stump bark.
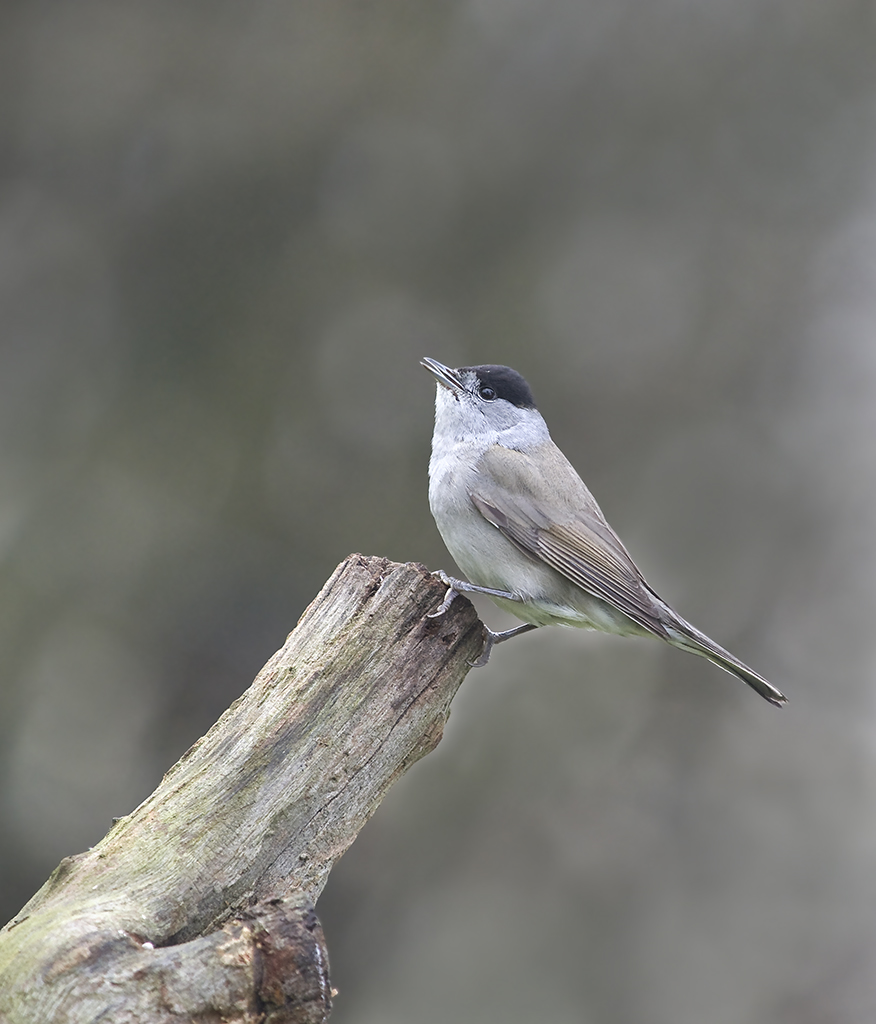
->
[0,554,483,1023]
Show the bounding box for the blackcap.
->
[422,357,786,707]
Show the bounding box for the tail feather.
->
[664,617,787,708]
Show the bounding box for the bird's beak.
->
[421,357,466,396]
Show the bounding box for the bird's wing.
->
[472,444,671,639]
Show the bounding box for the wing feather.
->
[472,445,670,639]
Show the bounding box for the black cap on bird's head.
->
[462,364,536,410]
[421,358,537,410]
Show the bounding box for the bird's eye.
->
[478,385,497,401]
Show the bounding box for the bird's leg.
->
[471,622,538,668]
[427,570,522,616]
[426,571,537,667]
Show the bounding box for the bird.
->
[421,357,786,707]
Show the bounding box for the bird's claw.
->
[426,585,459,618]
[468,629,496,668]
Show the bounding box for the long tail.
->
[663,615,787,708]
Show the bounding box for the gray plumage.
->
[422,357,787,707]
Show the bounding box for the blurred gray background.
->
[2,2,876,1021]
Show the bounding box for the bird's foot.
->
[469,622,539,668]
[426,571,536,665]
[426,573,460,618]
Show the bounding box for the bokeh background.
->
[3,2,876,1021]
